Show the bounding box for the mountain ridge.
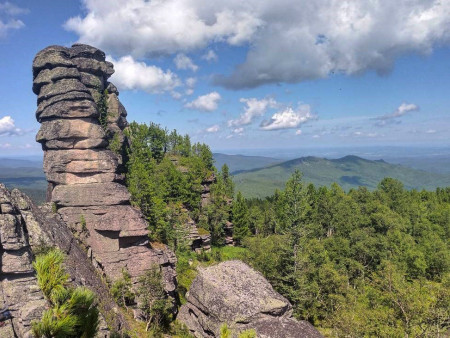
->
[231,154,450,198]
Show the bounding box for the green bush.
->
[32,249,99,338]
[110,269,135,307]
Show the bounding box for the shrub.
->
[111,269,135,307]
[32,249,99,338]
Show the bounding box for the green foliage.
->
[233,155,450,198]
[124,121,230,248]
[97,88,109,130]
[239,329,257,338]
[111,269,135,307]
[220,324,232,338]
[33,249,69,303]
[108,132,122,154]
[80,214,87,233]
[238,172,450,335]
[232,192,249,245]
[51,202,57,213]
[137,266,173,333]
[32,249,99,338]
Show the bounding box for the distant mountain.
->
[213,153,281,174]
[0,157,43,168]
[0,160,46,204]
[233,155,450,198]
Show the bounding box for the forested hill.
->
[213,153,280,174]
[233,155,450,198]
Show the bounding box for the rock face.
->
[32,44,176,300]
[0,184,131,336]
[178,261,322,338]
[0,184,47,338]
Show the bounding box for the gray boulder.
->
[178,260,322,338]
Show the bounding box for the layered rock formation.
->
[0,184,47,338]
[0,184,133,336]
[32,44,176,298]
[178,260,322,338]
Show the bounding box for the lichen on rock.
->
[178,260,322,338]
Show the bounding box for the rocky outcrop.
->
[0,184,132,336]
[0,184,47,338]
[32,44,176,303]
[178,260,322,338]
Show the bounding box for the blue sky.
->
[1,0,450,156]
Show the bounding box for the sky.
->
[1,0,450,157]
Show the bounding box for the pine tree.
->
[232,192,250,245]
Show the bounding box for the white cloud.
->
[202,50,218,62]
[106,55,181,93]
[375,102,419,125]
[206,124,220,133]
[65,0,261,57]
[295,129,302,135]
[174,53,198,71]
[0,2,27,38]
[185,92,221,112]
[185,77,197,95]
[260,104,313,131]
[0,116,23,136]
[228,98,277,127]
[425,129,437,134]
[66,0,450,89]
[233,127,244,134]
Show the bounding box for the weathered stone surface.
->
[37,98,98,121]
[43,138,108,150]
[52,182,130,207]
[33,66,81,94]
[0,184,47,337]
[178,260,322,338]
[38,78,91,103]
[32,45,74,78]
[32,43,178,321]
[79,71,104,89]
[44,149,118,174]
[36,91,94,117]
[70,43,107,61]
[0,214,26,250]
[72,57,114,77]
[36,118,105,142]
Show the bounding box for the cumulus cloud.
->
[106,55,181,93]
[185,92,221,112]
[228,98,277,127]
[65,0,261,57]
[295,129,302,135]
[0,115,23,136]
[260,104,313,130]
[375,102,419,126]
[66,0,450,89]
[174,53,198,71]
[206,124,220,133]
[202,50,218,62]
[0,2,28,38]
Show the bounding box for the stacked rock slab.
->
[178,260,322,338]
[0,184,47,338]
[32,44,176,297]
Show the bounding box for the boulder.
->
[178,260,322,338]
